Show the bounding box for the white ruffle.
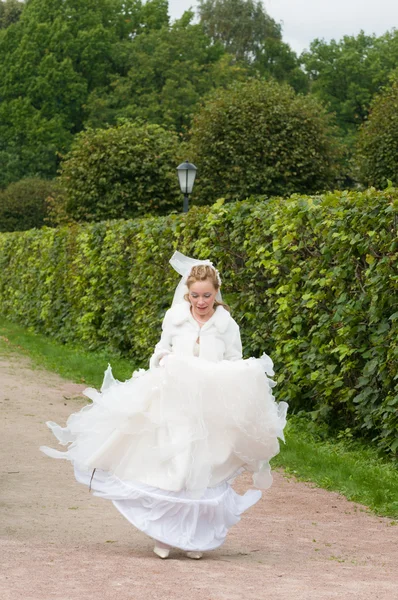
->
[40,354,288,550]
[73,464,262,551]
[40,354,288,497]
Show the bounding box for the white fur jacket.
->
[149,302,243,368]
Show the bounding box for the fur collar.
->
[169,302,231,333]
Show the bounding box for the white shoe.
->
[186,551,203,559]
[154,542,170,559]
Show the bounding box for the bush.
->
[186,78,342,204]
[55,121,182,223]
[0,177,58,232]
[0,188,397,454]
[356,74,398,188]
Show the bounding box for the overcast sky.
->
[168,0,398,54]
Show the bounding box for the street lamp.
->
[177,160,197,213]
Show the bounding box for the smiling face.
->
[188,279,217,318]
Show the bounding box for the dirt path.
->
[0,352,397,600]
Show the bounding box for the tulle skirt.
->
[40,354,288,550]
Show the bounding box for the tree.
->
[198,0,281,62]
[187,78,342,203]
[0,0,23,29]
[55,121,181,223]
[0,97,75,189]
[301,30,398,135]
[0,0,169,187]
[251,36,309,93]
[356,73,398,188]
[197,0,308,93]
[85,11,244,133]
[0,178,58,232]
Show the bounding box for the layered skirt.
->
[40,354,288,551]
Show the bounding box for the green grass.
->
[0,317,135,387]
[1,316,397,519]
[272,417,398,518]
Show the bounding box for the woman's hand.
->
[159,354,169,367]
[149,349,170,369]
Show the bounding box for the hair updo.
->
[184,264,230,312]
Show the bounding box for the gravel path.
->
[1,352,397,600]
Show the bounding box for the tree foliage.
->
[85,11,243,133]
[0,97,74,189]
[187,79,342,204]
[2,0,398,192]
[198,0,281,61]
[252,36,309,93]
[301,30,398,135]
[356,73,398,188]
[0,0,310,189]
[0,189,396,454]
[0,178,58,232]
[198,0,308,92]
[0,0,169,187]
[55,121,181,223]
[0,0,23,29]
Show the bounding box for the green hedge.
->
[0,189,397,454]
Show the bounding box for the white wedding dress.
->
[41,344,288,551]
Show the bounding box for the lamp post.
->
[177,160,197,213]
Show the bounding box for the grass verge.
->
[0,317,134,387]
[1,316,397,519]
[272,416,398,518]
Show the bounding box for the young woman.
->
[40,251,288,559]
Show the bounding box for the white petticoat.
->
[40,353,287,550]
[73,464,261,551]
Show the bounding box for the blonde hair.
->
[184,264,230,312]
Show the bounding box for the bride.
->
[40,251,288,559]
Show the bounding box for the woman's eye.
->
[191,293,211,298]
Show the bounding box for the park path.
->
[0,351,397,600]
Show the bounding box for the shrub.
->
[55,121,182,223]
[0,188,397,454]
[356,73,398,188]
[0,177,58,232]
[186,78,342,204]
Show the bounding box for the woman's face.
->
[188,279,217,317]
